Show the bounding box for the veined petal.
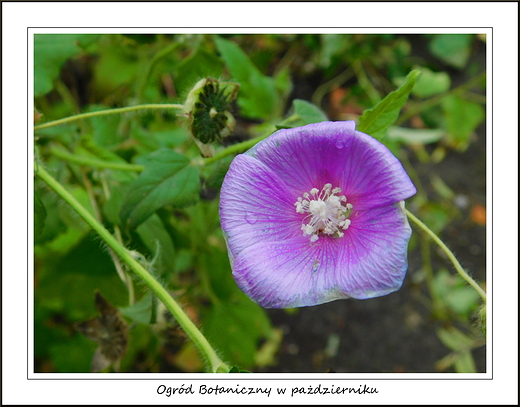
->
[247,121,416,210]
[232,201,411,308]
[220,154,301,261]
[334,201,412,299]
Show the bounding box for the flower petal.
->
[220,154,302,261]
[335,201,412,299]
[232,202,411,308]
[247,121,416,210]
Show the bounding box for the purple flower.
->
[219,121,416,308]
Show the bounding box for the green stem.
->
[406,208,486,302]
[204,130,274,166]
[396,72,486,126]
[34,104,185,131]
[50,146,145,172]
[35,165,230,373]
[203,137,262,165]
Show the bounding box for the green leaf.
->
[203,297,272,369]
[429,34,473,69]
[174,48,224,97]
[135,214,176,275]
[119,149,200,230]
[454,350,477,373]
[441,94,485,150]
[386,126,445,145]
[229,365,251,373]
[34,34,98,97]
[119,291,155,324]
[214,36,277,120]
[411,67,451,98]
[277,99,328,129]
[432,269,480,317]
[358,69,420,140]
[436,326,475,352]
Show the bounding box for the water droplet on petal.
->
[335,140,344,149]
[245,213,258,224]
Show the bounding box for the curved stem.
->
[35,165,230,373]
[34,104,184,131]
[406,208,486,302]
[50,146,145,172]
[204,130,274,165]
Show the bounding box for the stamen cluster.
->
[295,183,353,242]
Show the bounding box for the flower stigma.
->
[295,183,353,242]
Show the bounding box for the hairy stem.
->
[34,104,184,131]
[35,165,230,373]
[406,209,486,302]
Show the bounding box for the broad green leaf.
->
[276,99,328,129]
[174,48,224,97]
[358,69,420,140]
[119,148,200,229]
[432,269,480,317]
[34,34,98,97]
[203,297,272,369]
[214,36,277,120]
[441,94,485,150]
[429,34,473,69]
[394,67,450,98]
[411,67,451,98]
[49,335,96,373]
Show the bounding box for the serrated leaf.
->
[34,34,98,97]
[214,36,277,120]
[119,148,200,229]
[277,99,328,129]
[358,69,420,140]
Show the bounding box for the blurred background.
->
[34,33,486,373]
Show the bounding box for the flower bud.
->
[183,78,239,157]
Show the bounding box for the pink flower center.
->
[294,183,353,242]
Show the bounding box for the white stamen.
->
[294,184,354,242]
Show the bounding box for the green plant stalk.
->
[204,131,273,165]
[34,104,185,131]
[406,208,487,302]
[50,146,145,172]
[35,165,230,373]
